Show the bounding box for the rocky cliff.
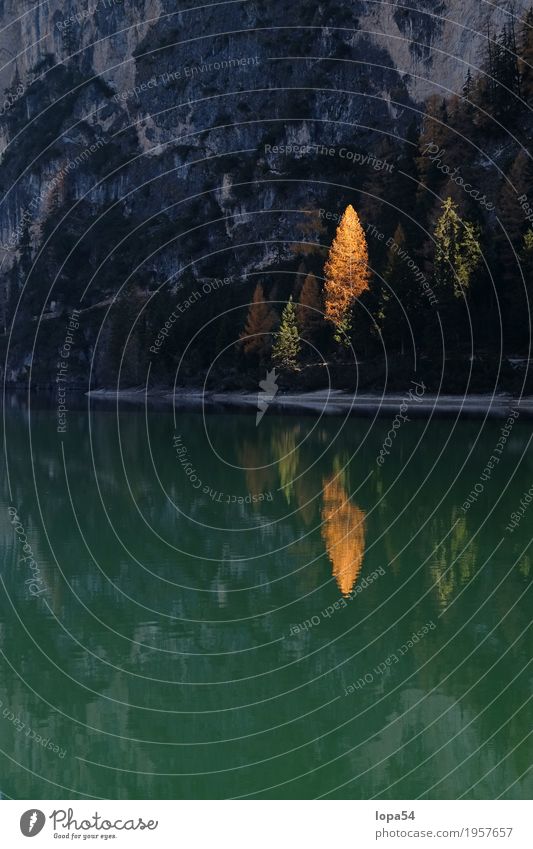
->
[0,0,528,386]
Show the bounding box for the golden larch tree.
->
[324,204,370,343]
[240,284,278,360]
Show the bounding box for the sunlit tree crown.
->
[324,205,370,342]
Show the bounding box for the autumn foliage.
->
[296,272,324,342]
[321,475,367,596]
[240,284,278,360]
[324,205,370,342]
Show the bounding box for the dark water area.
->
[0,396,531,799]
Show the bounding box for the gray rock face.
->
[0,0,527,382]
[0,0,522,100]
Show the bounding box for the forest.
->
[2,10,533,395]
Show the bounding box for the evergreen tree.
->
[498,21,521,100]
[239,284,278,362]
[499,150,533,247]
[106,288,146,387]
[453,70,477,133]
[509,228,533,349]
[416,97,455,217]
[462,69,474,102]
[480,22,521,119]
[272,297,301,371]
[380,224,418,355]
[393,122,421,239]
[434,198,482,300]
[296,272,324,345]
[417,96,450,174]
[324,205,370,345]
[519,8,533,102]
[360,136,400,227]
[521,228,533,309]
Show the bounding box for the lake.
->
[0,396,531,799]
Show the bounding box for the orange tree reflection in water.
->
[321,474,367,596]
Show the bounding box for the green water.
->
[0,398,531,799]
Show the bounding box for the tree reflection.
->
[429,511,478,610]
[321,475,366,596]
[271,425,301,504]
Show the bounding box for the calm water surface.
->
[0,397,531,799]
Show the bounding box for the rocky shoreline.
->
[86,388,533,419]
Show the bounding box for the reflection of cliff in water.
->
[1,401,532,799]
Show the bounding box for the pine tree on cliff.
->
[240,284,278,361]
[272,297,301,371]
[505,228,533,350]
[324,205,370,344]
[520,8,533,102]
[498,150,533,247]
[296,272,324,343]
[381,224,417,356]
